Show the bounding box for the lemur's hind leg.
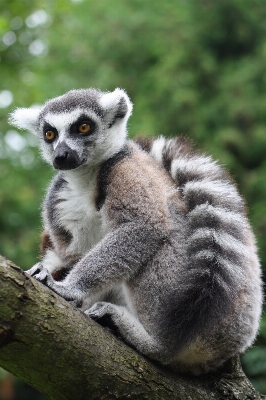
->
[85,302,171,363]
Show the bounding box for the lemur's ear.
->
[99,88,133,128]
[8,106,42,134]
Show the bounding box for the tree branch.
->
[0,255,265,400]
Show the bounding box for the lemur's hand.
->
[26,263,54,286]
[26,262,44,278]
[26,263,83,303]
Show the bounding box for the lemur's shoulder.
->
[97,140,183,227]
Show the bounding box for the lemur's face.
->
[42,112,96,170]
[39,94,105,170]
[9,88,132,170]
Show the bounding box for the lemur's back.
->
[9,87,262,375]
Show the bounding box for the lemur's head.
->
[9,88,133,170]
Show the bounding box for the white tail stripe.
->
[170,156,221,182]
[188,204,248,226]
[150,137,166,164]
[188,228,248,259]
[183,180,242,207]
[192,250,245,278]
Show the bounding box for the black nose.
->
[53,142,81,170]
[54,149,69,163]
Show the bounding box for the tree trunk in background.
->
[0,255,265,400]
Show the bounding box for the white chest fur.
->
[56,169,109,257]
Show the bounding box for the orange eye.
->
[79,123,91,134]
[45,130,55,141]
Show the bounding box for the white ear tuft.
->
[99,88,133,127]
[8,106,42,134]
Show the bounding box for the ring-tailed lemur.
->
[9,88,262,374]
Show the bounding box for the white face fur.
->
[9,88,133,170]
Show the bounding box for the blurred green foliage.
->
[0,0,265,396]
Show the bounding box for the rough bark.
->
[0,254,265,400]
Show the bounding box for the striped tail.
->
[136,136,252,348]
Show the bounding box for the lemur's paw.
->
[25,262,43,277]
[85,302,123,336]
[27,264,53,286]
[85,302,113,320]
